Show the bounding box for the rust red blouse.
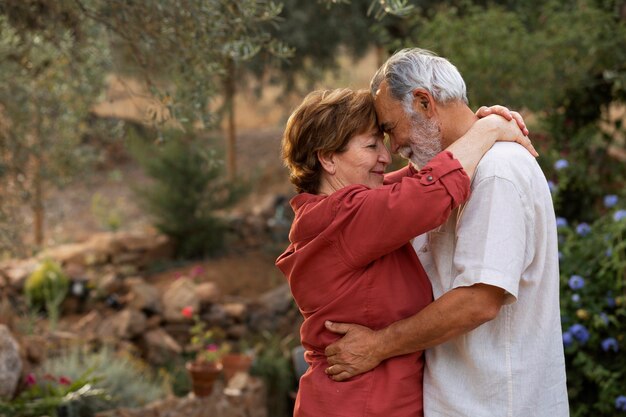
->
[276,152,470,417]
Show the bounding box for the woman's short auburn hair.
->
[281,88,379,194]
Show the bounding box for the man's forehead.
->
[373,81,396,129]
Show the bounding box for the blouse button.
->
[427,175,433,182]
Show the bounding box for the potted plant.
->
[221,338,255,382]
[182,306,229,397]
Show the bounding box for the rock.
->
[141,328,182,365]
[140,234,174,266]
[96,313,119,342]
[94,377,266,417]
[111,252,143,265]
[39,242,87,265]
[162,278,199,322]
[196,282,220,305]
[114,309,147,339]
[1,258,38,289]
[223,303,247,321]
[145,314,162,330]
[126,278,162,314]
[226,324,248,340]
[19,334,47,364]
[73,310,103,340]
[0,325,22,399]
[95,272,121,296]
[257,283,292,313]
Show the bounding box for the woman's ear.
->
[317,150,336,175]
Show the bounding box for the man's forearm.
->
[374,284,506,360]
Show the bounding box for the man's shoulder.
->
[474,142,541,182]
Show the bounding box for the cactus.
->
[24,259,69,330]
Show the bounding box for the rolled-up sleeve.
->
[336,151,471,268]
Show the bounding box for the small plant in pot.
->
[182,306,229,397]
[221,339,255,383]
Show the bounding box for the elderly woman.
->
[276,88,532,417]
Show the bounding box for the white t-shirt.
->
[414,142,569,417]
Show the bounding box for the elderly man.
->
[324,48,569,417]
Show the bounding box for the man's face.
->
[374,81,443,168]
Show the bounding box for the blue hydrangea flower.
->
[615,395,626,411]
[568,275,585,290]
[576,223,591,236]
[562,331,573,347]
[554,159,569,170]
[606,248,613,258]
[571,294,581,303]
[601,337,619,353]
[600,312,609,325]
[607,295,616,309]
[614,210,626,222]
[556,217,568,228]
[569,324,590,344]
[604,194,618,208]
[547,181,558,194]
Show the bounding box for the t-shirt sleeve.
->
[451,175,528,303]
[336,151,470,268]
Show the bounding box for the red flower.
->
[206,344,218,352]
[181,306,194,318]
[59,376,72,385]
[191,266,205,277]
[25,373,37,386]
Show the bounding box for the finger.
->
[475,106,490,117]
[511,111,529,136]
[326,352,338,364]
[325,365,344,376]
[325,320,350,335]
[520,136,538,157]
[489,105,513,120]
[330,371,354,382]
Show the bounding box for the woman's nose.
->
[379,146,392,164]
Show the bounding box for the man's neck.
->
[438,102,478,148]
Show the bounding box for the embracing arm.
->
[324,283,506,381]
[446,115,536,180]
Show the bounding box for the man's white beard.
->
[398,112,443,169]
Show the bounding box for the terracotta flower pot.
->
[221,353,254,382]
[186,360,223,397]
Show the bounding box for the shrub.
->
[129,129,244,259]
[557,199,626,416]
[24,259,69,330]
[250,332,297,417]
[0,370,108,417]
[41,346,169,410]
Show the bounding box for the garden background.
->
[0,0,625,416]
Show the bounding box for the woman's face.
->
[332,129,391,189]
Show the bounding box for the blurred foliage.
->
[556,202,626,416]
[129,129,245,259]
[0,7,109,251]
[0,369,109,417]
[24,258,69,330]
[250,332,297,417]
[41,345,170,410]
[0,0,292,255]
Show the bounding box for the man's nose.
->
[389,137,400,154]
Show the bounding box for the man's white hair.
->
[370,48,468,112]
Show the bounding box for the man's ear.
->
[317,150,336,175]
[412,88,436,118]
